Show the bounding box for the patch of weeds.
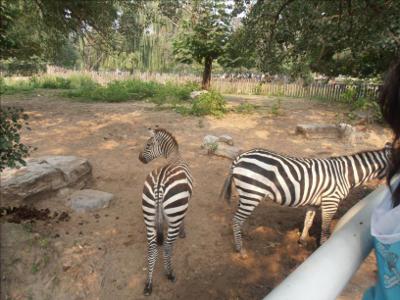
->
[234,103,257,114]
[0,77,36,95]
[270,99,282,116]
[208,142,219,153]
[38,238,49,248]
[31,262,40,274]
[35,76,71,89]
[22,222,34,233]
[65,79,198,104]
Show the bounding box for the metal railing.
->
[264,180,398,300]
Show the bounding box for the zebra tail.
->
[156,199,163,246]
[220,170,233,204]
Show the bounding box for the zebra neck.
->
[349,149,387,187]
[166,149,182,164]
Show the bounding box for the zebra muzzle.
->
[139,152,148,164]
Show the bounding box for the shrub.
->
[189,90,226,117]
[0,107,31,171]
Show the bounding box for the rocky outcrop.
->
[0,156,92,202]
[68,189,113,213]
[295,123,355,142]
[202,134,241,159]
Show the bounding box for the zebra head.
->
[139,127,178,164]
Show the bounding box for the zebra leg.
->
[320,199,339,245]
[233,196,261,257]
[299,207,317,245]
[163,225,180,282]
[179,221,186,238]
[144,230,158,296]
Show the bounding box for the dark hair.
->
[379,60,400,207]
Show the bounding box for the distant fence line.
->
[46,66,381,101]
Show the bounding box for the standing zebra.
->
[139,128,193,295]
[220,143,392,256]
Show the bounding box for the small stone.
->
[202,135,219,147]
[218,134,234,145]
[213,143,241,160]
[69,189,113,213]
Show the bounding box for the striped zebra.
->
[220,143,392,256]
[139,128,193,296]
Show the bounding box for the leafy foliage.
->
[234,103,257,114]
[239,0,400,78]
[173,0,233,89]
[0,107,31,171]
[189,90,227,117]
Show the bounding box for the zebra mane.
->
[328,145,386,160]
[154,128,179,147]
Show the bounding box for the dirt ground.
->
[0,91,393,300]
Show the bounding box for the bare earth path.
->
[1,91,392,300]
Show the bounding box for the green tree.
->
[173,0,233,89]
[1,0,119,70]
[238,0,400,78]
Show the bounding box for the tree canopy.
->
[237,0,400,78]
[1,0,399,80]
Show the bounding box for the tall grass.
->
[0,75,95,95]
[64,79,199,103]
[1,75,199,105]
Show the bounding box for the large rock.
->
[0,156,92,202]
[69,189,113,213]
[295,123,355,142]
[202,134,241,159]
[213,143,241,159]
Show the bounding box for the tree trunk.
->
[202,57,213,90]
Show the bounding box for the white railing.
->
[264,180,397,300]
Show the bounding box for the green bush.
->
[0,107,31,171]
[189,90,226,117]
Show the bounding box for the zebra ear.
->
[148,128,155,137]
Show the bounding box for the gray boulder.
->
[69,189,113,213]
[213,143,241,159]
[202,134,241,159]
[295,123,355,142]
[0,156,92,202]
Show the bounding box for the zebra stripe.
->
[139,128,193,296]
[221,144,391,255]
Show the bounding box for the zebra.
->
[220,143,392,256]
[138,127,193,296]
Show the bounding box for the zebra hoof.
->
[143,283,152,296]
[298,238,307,247]
[179,231,186,239]
[166,273,176,282]
[239,250,248,259]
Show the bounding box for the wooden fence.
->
[211,80,381,102]
[46,66,380,102]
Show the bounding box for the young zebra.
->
[138,128,193,296]
[220,143,392,256]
